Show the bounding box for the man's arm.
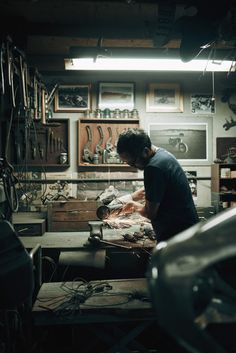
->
[142,199,160,220]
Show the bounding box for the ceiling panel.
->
[0,0,235,72]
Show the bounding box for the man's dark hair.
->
[117,128,151,156]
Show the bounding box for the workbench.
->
[19,228,156,250]
[32,278,157,353]
[19,229,156,281]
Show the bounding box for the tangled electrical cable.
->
[37,279,151,317]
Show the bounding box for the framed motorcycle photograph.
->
[146,83,183,112]
[147,117,213,165]
[191,93,215,114]
[54,84,91,112]
[98,82,135,110]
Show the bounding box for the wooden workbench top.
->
[19,229,156,250]
[33,278,155,326]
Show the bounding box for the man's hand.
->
[120,200,144,215]
[131,188,145,202]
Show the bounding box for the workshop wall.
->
[44,70,236,208]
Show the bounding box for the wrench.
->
[114,127,119,148]
[95,125,104,156]
[106,126,114,152]
[83,125,94,162]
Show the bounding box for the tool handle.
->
[100,239,132,249]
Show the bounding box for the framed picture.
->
[191,94,215,114]
[147,117,213,165]
[216,137,236,162]
[54,84,91,112]
[98,82,135,110]
[146,83,183,112]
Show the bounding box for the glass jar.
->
[103,108,111,119]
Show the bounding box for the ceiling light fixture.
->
[65,57,235,72]
[65,47,235,72]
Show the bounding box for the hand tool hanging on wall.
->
[95,125,104,156]
[0,42,5,95]
[41,86,46,125]
[82,125,94,162]
[29,68,40,120]
[38,143,44,160]
[53,136,56,152]
[57,137,60,152]
[17,51,29,111]
[37,81,42,120]
[106,126,114,152]
[6,37,15,108]
[50,130,54,153]
[30,138,37,160]
[13,129,21,163]
[114,127,119,148]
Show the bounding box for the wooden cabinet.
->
[48,200,101,231]
[77,118,139,168]
[211,163,236,211]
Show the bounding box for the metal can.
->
[93,154,99,164]
[59,152,68,164]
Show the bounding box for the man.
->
[116,128,199,242]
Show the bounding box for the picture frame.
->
[146,83,183,112]
[147,117,213,165]
[191,93,215,114]
[98,82,135,110]
[216,137,236,162]
[54,84,91,112]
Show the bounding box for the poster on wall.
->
[148,117,213,165]
[190,94,215,114]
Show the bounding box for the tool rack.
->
[77,118,139,168]
[9,118,70,168]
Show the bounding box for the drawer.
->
[50,221,90,231]
[51,210,98,222]
[14,219,46,236]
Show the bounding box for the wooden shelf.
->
[77,118,139,167]
[211,163,236,211]
[79,118,139,123]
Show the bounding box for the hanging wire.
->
[212,70,215,102]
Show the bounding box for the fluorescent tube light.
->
[65,58,235,72]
